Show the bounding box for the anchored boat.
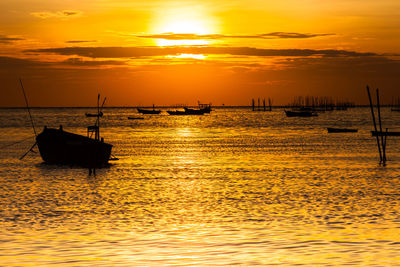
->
[137,107,161,114]
[36,125,112,167]
[36,94,114,167]
[285,110,318,117]
[327,127,358,133]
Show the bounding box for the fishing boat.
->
[36,125,112,167]
[137,107,161,114]
[167,108,206,115]
[198,102,212,113]
[36,95,114,168]
[371,131,400,137]
[327,127,358,133]
[184,107,207,115]
[285,110,318,117]
[128,116,144,120]
[85,111,103,117]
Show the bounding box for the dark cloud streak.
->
[31,10,82,19]
[26,46,377,58]
[66,40,97,44]
[136,32,334,40]
[0,35,24,44]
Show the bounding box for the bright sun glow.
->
[157,20,210,46]
[167,54,206,60]
[152,7,216,47]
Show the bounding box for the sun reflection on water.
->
[1,108,400,265]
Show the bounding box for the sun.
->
[152,6,216,46]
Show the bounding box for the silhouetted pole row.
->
[287,96,354,111]
[251,98,272,111]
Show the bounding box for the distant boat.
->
[327,127,358,133]
[285,110,318,117]
[184,107,207,115]
[167,108,206,115]
[372,131,400,137]
[86,111,103,117]
[37,95,114,168]
[137,108,161,114]
[128,116,144,120]
[198,102,212,113]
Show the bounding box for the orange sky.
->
[1,0,399,106]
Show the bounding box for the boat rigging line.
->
[19,78,37,137]
[19,78,38,160]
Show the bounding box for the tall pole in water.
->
[366,86,382,163]
[19,79,37,137]
[376,89,386,165]
[268,98,272,111]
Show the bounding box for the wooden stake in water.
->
[268,98,272,111]
[376,88,386,165]
[366,86,383,163]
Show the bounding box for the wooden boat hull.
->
[85,112,103,117]
[327,127,358,133]
[167,109,205,115]
[36,127,112,167]
[183,107,206,115]
[137,108,161,114]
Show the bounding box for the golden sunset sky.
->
[1,0,399,106]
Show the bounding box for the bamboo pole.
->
[366,86,382,163]
[376,89,386,165]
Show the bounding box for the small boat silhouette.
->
[285,110,318,117]
[137,108,161,114]
[327,127,358,133]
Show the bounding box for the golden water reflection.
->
[1,108,400,265]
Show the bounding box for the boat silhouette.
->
[167,108,206,115]
[285,110,318,117]
[36,94,114,167]
[85,111,103,117]
[36,125,112,167]
[137,107,161,114]
[327,127,358,133]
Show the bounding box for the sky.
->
[1,0,399,107]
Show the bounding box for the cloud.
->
[26,46,377,59]
[1,52,399,107]
[31,10,82,19]
[0,56,47,68]
[0,56,125,70]
[66,40,97,44]
[0,35,24,44]
[62,57,126,67]
[136,32,334,40]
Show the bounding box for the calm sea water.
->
[1,107,400,266]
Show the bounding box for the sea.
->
[1,107,400,266]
